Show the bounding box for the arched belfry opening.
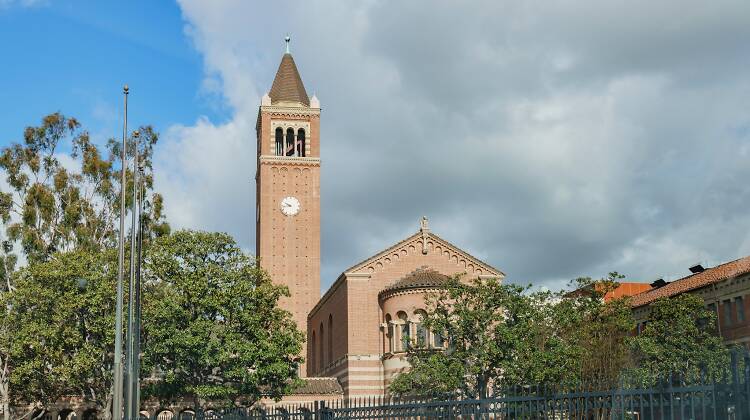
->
[275,127,284,156]
[297,128,306,157]
[285,128,295,156]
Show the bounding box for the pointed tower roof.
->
[269,53,310,106]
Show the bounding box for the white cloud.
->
[158,0,750,292]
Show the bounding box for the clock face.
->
[280,196,301,216]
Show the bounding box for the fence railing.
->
[185,380,749,420]
[174,353,750,420]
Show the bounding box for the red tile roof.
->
[289,377,343,395]
[605,282,652,302]
[379,266,448,297]
[630,255,750,308]
[269,53,309,106]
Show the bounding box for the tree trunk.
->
[101,395,113,420]
[0,379,9,420]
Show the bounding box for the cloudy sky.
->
[2,1,750,291]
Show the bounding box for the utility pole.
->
[113,85,128,420]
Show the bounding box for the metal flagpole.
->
[113,85,128,420]
[134,165,145,416]
[125,129,140,419]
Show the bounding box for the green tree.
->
[2,250,117,420]
[0,112,169,419]
[141,230,304,407]
[0,112,168,264]
[389,274,639,397]
[0,242,17,420]
[631,293,729,385]
[390,277,562,398]
[556,274,636,389]
[387,350,464,398]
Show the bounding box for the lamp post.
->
[113,85,129,420]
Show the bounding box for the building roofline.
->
[630,255,750,308]
[308,228,504,319]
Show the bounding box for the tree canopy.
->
[0,112,168,264]
[0,112,170,420]
[2,250,117,418]
[1,230,305,417]
[390,277,571,398]
[141,230,304,406]
[390,274,731,397]
[631,293,729,385]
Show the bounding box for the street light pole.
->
[113,84,129,420]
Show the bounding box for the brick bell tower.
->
[256,37,320,374]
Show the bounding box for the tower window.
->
[275,127,284,156]
[286,128,295,156]
[297,128,306,157]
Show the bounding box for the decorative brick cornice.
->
[259,155,321,167]
[260,105,321,119]
[347,233,504,278]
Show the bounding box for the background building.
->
[631,256,750,346]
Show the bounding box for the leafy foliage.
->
[387,350,463,398]
[630,293,729,385]
[390,277,571,398]
[0,112,170,419]
[390,273,729,397]
[141,230,304,407]
[2,250,117,418]
[0,112,169,264]
[556,274,637,389]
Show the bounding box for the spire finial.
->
[420,216,429,231]
[285,35,291,54]
[420,216,429,254]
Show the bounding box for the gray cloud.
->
[156,0,750,292]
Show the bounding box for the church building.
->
[255,40,504,398]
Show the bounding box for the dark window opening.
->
[328,314,333,365]
[416,323,428,347]
[319,322,325,371]
[275,128,283,156]
[285,128,295,156]
[310,331,316,375]
[297,128,306,157]
[724,299,733,326]
[737,296,745,323]
[401,322,410,350]
[433,331,445,348]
